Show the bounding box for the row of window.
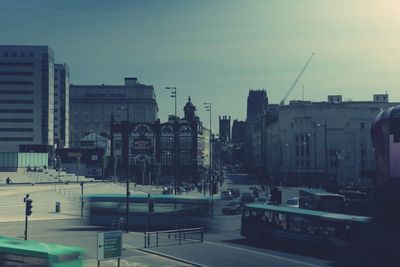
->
[0,71,34,76]
[0,62,33,66]
[2,52,35,58]
[0,137,33,141]
[0,118,33,123]
[0,128,33,132]
[0,109,33,113]
[0,90,34,94]
[0,99,33,104]
[0,80,33,85]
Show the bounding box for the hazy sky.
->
[1,0,400,131]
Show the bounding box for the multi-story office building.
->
[54,63,69,148]
[245,89,268,174]
[0,45,55,152]
[69,77,158,147]
[219,115,231,143]
[265,94,399,188]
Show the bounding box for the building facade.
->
[109,97,210,185]
[219,115,231,143]
[232,119,246,144]
[69,77,158,148]
[54,63,69,148]
[265,94,399,188]
[0,45,55,152]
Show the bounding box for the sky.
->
[1,0,400,132]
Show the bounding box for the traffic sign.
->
[97,231,122,260]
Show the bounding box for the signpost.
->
[97,231,123,266]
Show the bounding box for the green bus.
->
[0,236,84,267]
[241,204,371,250]
[85,193,214,229]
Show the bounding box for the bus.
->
[0,236,84,267]
[299,189,345,213]
[241,204,371,250]
[85,194,214,229]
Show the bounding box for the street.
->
[0,172,332,266]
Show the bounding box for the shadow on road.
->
[223,237,335,261]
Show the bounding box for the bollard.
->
[201,227,204,243]
[144,232,147,248]
[156,231,159,247]
[179,229,181,245]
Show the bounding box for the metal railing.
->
[144,227,204,248]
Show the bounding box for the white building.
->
[266,94,399,188]
[54,63,70,148]
[0,45,55,152]
[69,77,158,148]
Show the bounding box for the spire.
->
[184,96,196,121]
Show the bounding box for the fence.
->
[144,227,204,248]
[52,184,81,201]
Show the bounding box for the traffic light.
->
[148,198,155,213]
[25,199,33,216]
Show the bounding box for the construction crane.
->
[280,52,315,105]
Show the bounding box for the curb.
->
[137,248,206,267]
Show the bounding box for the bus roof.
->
[299,188,344,197]
[0,236,84,259]
[245,204,371,223]
[85,194,213,203]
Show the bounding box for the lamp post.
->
[165,87,178,194]
[315,120,328,189]
[203,102,212,196]
[117,105,130,232]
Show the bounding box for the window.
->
[0,62,33,66]
[12,52,16,57]
[3,52,8,57]
[30,52,34,57]
[0,80,34,85]
[0,128,33,132]
[0,90,34,94]
[0,137,33,141]
[0,71,34,76]
[0,118,33,123]
[361,123,365,129]
[0,109,33,113]
[0,99,33,104]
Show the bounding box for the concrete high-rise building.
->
[265,94,400,188]
[0,45,55,152]
[54,63,69,148]
[69,77,158,148]
[245,89,268,173]
[219,115,231,142]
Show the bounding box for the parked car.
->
[255,196,269,204]
[286,197,299,208]
[226,188,240,198]
[220,190,233,200]
[222,201,243,215]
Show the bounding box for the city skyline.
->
[2,0,400,129]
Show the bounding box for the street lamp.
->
[165,87,177,118]
[314,120,328,189]
[116,105,130,232]
[165,87,178,194]
[203,102,212,196]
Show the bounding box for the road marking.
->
[203,241,324,267]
